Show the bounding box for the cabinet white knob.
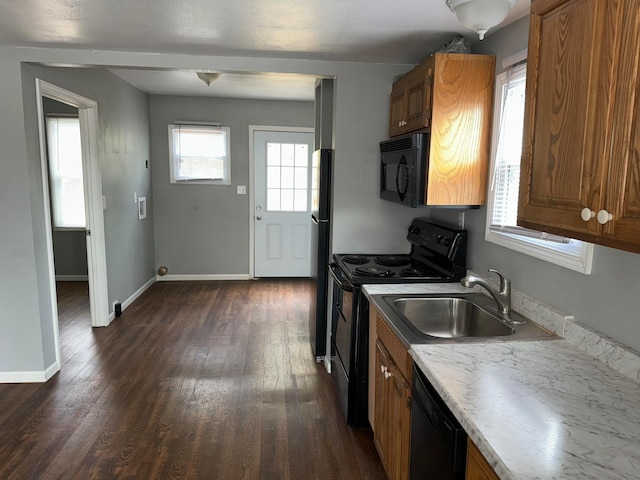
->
[581,208,595,222]
[380,365,387,373]
[384,370,392,379]
[597,210,613,225]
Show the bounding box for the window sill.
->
[485,229,593,274]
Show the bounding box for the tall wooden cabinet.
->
[518,0,640,253]
[373,312,412,480]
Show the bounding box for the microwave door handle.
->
[328,263,354,292]
[396,157,408,201]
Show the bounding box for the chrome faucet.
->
[461,269,512,315]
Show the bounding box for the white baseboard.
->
[0,359,60,383]
[107,276,156,323]
[55,275,88,281]
[156,274,252,281]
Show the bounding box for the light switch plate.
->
[237,185,247,194]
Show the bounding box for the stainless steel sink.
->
[374,293,557,345]
[393,297,514,338]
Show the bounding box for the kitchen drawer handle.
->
[328,263,354,292]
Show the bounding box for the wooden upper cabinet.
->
[518,0,640,253]
[388,53,496,206]
[389,61,433,137]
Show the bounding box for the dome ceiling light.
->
[446,0,517,40]
[197,72,221,86]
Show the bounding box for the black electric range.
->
[328,218,467,426]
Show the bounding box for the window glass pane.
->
[295,144,308,166]
[294,167,307,189]
[267,166,281,188]
[281,166,294,189]
[281,189,294,210]
[281,143,295,166]
[170,125,230,183]
[267,189,280,210]
[293,189,307,211]
[46,117,86,228]
[491,74,526,228]
[267,142,281,166]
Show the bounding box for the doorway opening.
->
[35,79,110,377]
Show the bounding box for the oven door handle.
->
[328,263,354,292]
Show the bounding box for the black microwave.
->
[380,133,429,208]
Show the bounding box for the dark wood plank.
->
[0,280,386,480]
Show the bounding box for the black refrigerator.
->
[309,149,333,360]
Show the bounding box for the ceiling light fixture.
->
[446,0,517,40]
[197,72,221,86]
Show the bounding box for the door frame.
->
[36,79,110,343]
[248,125,314,278]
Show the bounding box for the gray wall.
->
[432,16,640,352]
[42,98,88,277]
[20,64,156,312]
[149,95,314,275]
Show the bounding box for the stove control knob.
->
[436,234,444,245]
[443,237,452,247]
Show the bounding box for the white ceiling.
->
[0,0,530,100]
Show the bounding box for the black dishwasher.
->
[410,365,467,479]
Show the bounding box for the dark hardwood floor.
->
[0,280,386,479]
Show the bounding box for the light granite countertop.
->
[364,283,640,480]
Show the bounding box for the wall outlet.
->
[113,301,122,317]
[237,185,247,194]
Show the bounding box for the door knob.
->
[597,210,613,225]
[256,216,262,221]
[581,208,595,222]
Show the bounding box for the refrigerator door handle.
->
[328,263,354,292]
[311,214,329,225]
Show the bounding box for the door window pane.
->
[265,142,310,212]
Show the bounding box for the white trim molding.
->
[156,274,253,282]
[107,276,156,323]
[55,275,89,281]
[0,361,60,383]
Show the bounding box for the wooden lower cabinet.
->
[466,439,499,480]
[373,313,412,480]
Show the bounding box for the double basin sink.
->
[375,292,556,344]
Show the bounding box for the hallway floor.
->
[0,280,386,479]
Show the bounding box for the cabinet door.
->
[466,439,499,480]
[374,341,391,468]
[603,0,640,247]
[389,81,406,137]
[404,62,433,133]
[386,360,411,480]
[518,0,616,237]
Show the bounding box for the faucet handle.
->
[487,269,510,293]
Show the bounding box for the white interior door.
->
[254,130,314,277]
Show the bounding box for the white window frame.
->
[168,123,231,185]
[485,62,594,274]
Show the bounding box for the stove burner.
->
[354,266,394,277]
[375,255,411,267]
[343,255,369,265]
[400,267,438,277]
